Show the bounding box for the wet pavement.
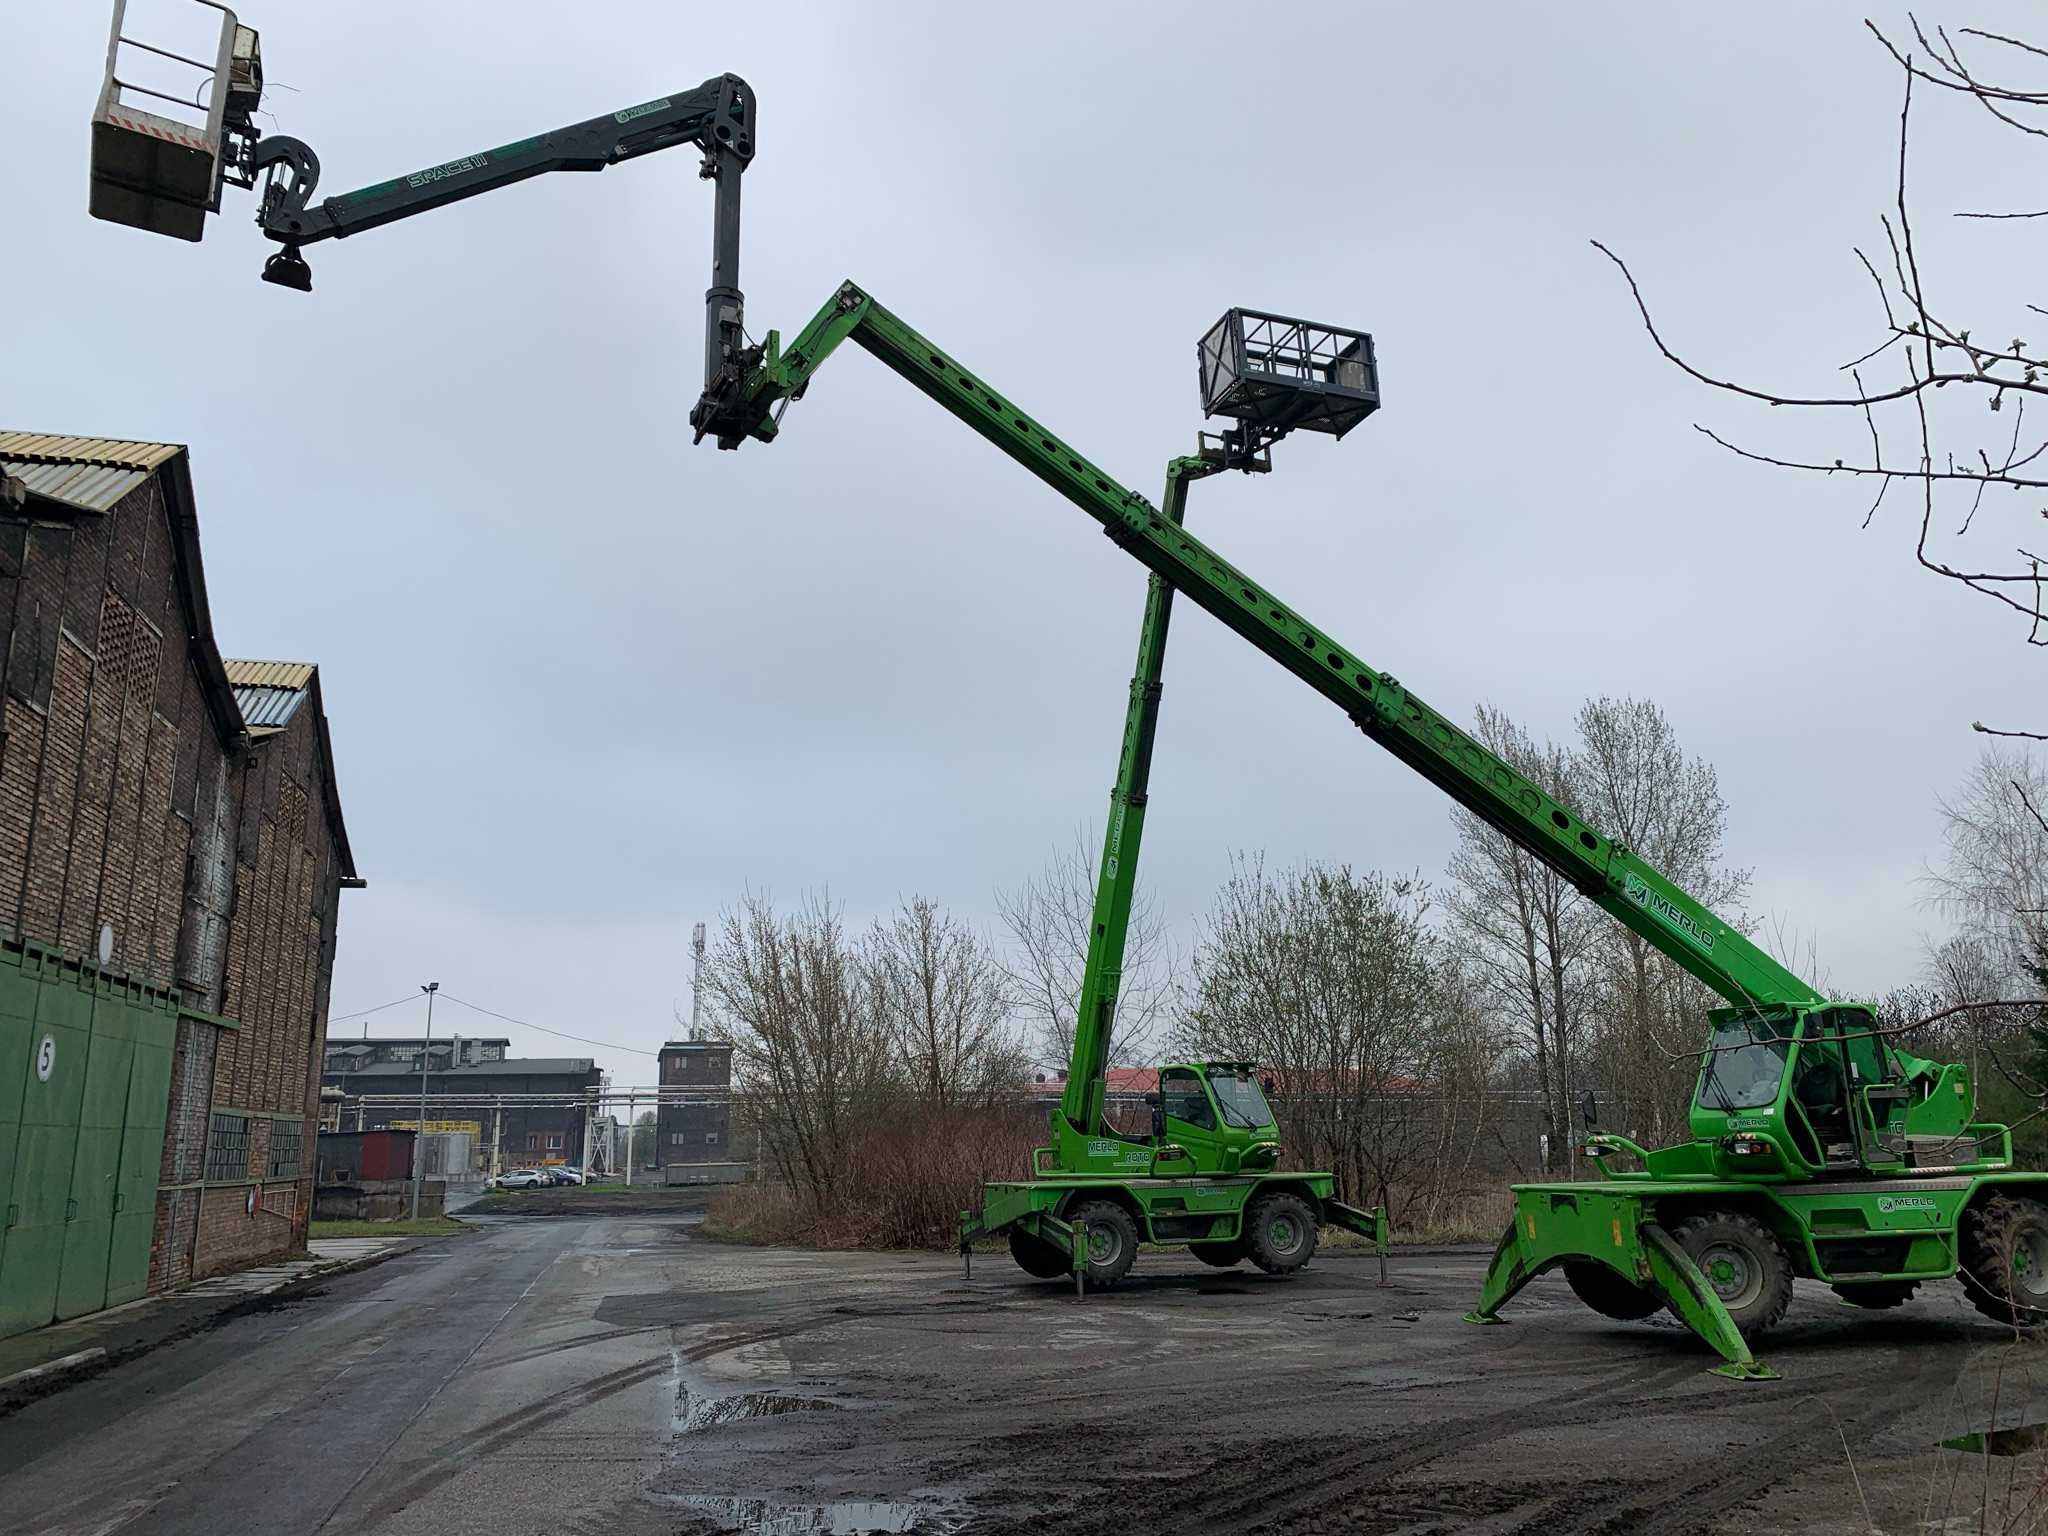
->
[2,1215,2042,1534]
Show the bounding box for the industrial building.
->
[0,432,356,1339]
[320,1043,600,1173]
[655,1038,746,1183]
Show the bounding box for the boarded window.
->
[266,1119,303,1179]
[205,1112,250,1181]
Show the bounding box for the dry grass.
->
[708,1109,1042,1249]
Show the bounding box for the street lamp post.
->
[411,981,439,1219]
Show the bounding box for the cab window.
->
[1160,1068,1214,1130]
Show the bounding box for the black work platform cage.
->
[1198,309,1379,440]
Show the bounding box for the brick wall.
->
[1,471,352,1293]
[0,485,232,987]
[199,698,343,1271]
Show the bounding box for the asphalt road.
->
[2,1218,2042,1535]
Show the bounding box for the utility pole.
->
[411,981,439,1219]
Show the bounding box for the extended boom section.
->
[715,282,1809,1015]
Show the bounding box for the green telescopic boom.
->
[703,281,1824,1018]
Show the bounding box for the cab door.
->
[1158,1067,1223,1170]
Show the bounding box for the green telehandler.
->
[100,12,2048,1371]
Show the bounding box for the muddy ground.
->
[4,1215,2041,1535]
[657,1235,2047,1535]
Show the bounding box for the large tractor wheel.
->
[1563,1259,1664,1321]
[1671,1210,1794,1338]
[1244,1191,1319,1275]
[1008,1227,1071,1280]
[1960,1194,2048,1329]
[1832,1280,1919,1310]
[1067,1199,1139,1287]
[1189,1239,1249,1269]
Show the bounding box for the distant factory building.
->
[320,1040,600,1172]
[0,433,358,1338]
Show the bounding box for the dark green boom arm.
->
[697,282,1823,1017]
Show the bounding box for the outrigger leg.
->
[1462,1192,1777,1381]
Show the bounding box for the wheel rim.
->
[2014,1226,2048,1302]
[1699,1241,1763,1311]
[1269,1214,1302,1254]
[1087,1224,1120,1265]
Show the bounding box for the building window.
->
[526,1133,540,1150]
[205,1113,250,1182]
[544,1133,562,1151]
[705,1132,719,1145]
[267,1120,303,1179]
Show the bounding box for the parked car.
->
[543,1165,585,1186]
[496,1168,548,1189]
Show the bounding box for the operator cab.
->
[1152,1061,1279,1173]
[1691,1006,1919,1177]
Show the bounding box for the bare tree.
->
[1597,18,2048,737]
[701,891,898,1215]
[1926,744,2048,991]
[1573,696,1752,1145]
[1175,855,1456,1216]
[995,828,1175,1073]
[868,896,1029,1109]
[1444,705,1594,1173]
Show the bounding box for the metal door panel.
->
[107,1015,175,1306]
[56,995,140,1320]
[0,982,92,1336]
[0,1009,29,1281]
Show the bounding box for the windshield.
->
[1695,1015,1794,1112]
[1207,1070,1276,1129]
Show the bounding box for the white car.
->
[496,1168,548,1189]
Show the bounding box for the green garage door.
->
[0,949,179,1338]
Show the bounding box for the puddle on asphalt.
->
[1942,1419,2048,1456]
[675,1386,843,1434]
[666,1495,961,1534]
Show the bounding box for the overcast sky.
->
[7,3,2041,1084]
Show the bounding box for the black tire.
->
[1671,1210,1794,1339]
[1960,1194,2048,1328]
[1244,1191,1319,1276]
[1008,1227,1070,1280]
[1067,1199,1139,1287]
[1564,1259,1664,1321]
[1189,1239,1249,1269]
[1833,1280,1919,1310]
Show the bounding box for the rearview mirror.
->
[1261,1075,1276,1096]
[1579,1089,1599,1129]
[1146,1092,1164,1140]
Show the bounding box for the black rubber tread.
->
[1831,1280,1919,1310]
[1244,1190,1319,1275]
[1670,1209,1794,1339]
[1188,1239,1249,1268]
[1563,1259,1665,1320]
[1007,1226,1070,1280]
[1066,1199,1139,1287]
[1959,1193,2048,1328]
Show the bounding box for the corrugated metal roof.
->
[232,684,305,733]
[0,459,149,513]
[223,659,315,691]
[0,431,183,514]
[224,659,316,735]
[0,432,184,470]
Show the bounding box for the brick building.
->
[655,1039,742,1181]
[0,432,357,1336]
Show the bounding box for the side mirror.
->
[1261,1075,1276,1096]
[1146,1091,1164,1140]
[1579,1090,1599,1129]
